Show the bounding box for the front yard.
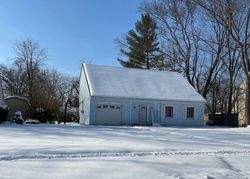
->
[0,124,250,178]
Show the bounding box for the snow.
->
[84,64,206,102]
[0,104,9,110]
[25,119,40,124]
[0,124,250,178]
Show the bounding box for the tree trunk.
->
[227,79,233,114]
[245,75,250,126]
[212,87,216,114]
[0,75,5,105]
[64,101,68,124]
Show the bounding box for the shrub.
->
[31,108,56,123]
[0,105,10,123]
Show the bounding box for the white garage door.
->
[95,104,122,126]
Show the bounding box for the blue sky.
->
[0,0,143,76]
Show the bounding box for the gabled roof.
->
[83,64,206,102]
[5,96,31,106]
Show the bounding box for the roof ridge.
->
[83,63,180,75]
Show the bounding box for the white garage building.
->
[79,64,206,126]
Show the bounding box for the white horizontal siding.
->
[90,96,204,127]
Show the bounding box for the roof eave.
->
[91,94,206,103]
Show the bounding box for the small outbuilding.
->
[79,64,206,126]
[5,96,30,120]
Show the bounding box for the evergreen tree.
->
[118,14,163,69]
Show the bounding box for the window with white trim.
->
[165,106,173,118]
[187,107,194,118]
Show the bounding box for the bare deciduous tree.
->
[13,38,47,105]
[0,64,26,96]
[140,0,224,98]
[194,0,250,123]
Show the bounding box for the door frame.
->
[138,105,148,126]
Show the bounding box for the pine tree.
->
[118,14,163,69]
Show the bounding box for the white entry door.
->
[95,104,122,126]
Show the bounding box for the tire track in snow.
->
[1,150,250,161]
[168,131,250,148]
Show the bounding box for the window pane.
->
[187,107,194,118]
[103,105,108,109]
[165,106,173,118]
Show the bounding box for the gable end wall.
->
[79,65,91,124]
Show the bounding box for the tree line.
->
[0,39,79,123]
[117,0,249,124]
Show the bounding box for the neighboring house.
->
[233,81,248,126]
[79,64,206,126]
[5,96,30,120]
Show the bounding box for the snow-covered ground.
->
[0,124,250,179]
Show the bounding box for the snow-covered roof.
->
[5,96,31,105]
[83,64,206,102]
